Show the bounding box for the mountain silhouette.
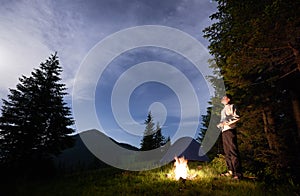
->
[53,129,138,172]
[53,130,208,172]
[160,137,209,163]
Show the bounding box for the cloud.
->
[0,0,217,144]
[0,0,217,96]
[0,0,52,98]
[0,0,93,98]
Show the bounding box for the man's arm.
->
[226,104,240,125]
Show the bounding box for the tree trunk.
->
[262,108,279,150]
[291,90,300,139]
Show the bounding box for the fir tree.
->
[0,53,74,171]
[140,112,168,150]
[153,122,165,148]
[140,112,155,150]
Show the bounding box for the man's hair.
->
[222,94,233,103]
[225,94,232,101]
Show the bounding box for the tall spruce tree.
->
[0,53,74,169]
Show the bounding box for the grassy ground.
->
[2,161,299,196]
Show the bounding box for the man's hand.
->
[218,122,227,126]
[217,122,225,129]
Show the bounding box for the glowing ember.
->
[174,156,188,180]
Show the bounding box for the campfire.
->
[174,156,188,180]
[165,156,198,181]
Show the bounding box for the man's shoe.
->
[220,171,232,177]
[232,175,242,180]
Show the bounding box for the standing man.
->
[217,95,242,179]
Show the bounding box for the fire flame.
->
[174,156,188,180]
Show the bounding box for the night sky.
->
[0,0,218,147]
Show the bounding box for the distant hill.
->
[53,129,208,172]
[53,129,139,172]
[160,137,209,163]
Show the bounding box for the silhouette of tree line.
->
[199,0,300,183]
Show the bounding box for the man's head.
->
[221,94,232,105]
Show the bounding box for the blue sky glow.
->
[0,0,218,147]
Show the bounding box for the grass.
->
[2,161,299,196]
